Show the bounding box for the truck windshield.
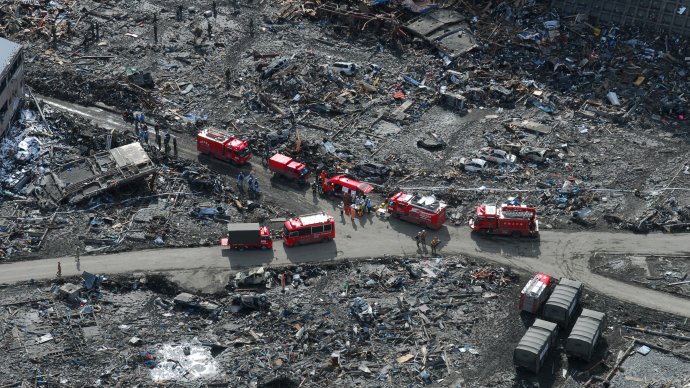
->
[283,226,289,236]
[299,167,309,176]
[236,148,250,157]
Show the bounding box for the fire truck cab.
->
[197,128,252,165]
[321,175,374,199]
[469,203,539,238]
[282,212,336,247]
[387,192,447,230]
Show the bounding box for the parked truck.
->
[542,278,583,328]
[197,128,252,165]
[513,319,559,373]
[268,153,310,183]
[566,309,606,361]
[518,272,553,314]
[221,223,272,250]
[469,203,539,238]
[387,192,447,229]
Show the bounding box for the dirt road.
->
[29,96,690,318]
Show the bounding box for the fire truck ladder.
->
[502,210,534,219]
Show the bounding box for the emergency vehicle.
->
[469,203,539,238]
[197,128,252,165]
[268,153,310,183]
[321,175,374,199]
[282,212,336,247]
[387,192,447,230]
[518,272,553,314]
[221,223,272,250]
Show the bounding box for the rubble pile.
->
[0,258,522,386]
[591,253,690,298]
[1,258,688,386]
[0,0,687,238]
[0,108,291,260]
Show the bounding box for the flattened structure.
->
[403,9,477,59]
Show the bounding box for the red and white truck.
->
[469,204,539,237]
[387,192,447,230]
[518,272,553,314]
[282,212,335,247]
[268,153,311,183]
[197,128,252,165]
[321,174,374,199]
[221,223,273,250]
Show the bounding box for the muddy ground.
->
[591,253,690,299]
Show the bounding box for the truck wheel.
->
[511,232,521,238]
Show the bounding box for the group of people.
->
[127,111,178,157]
[339,194,374,220]
[237,171,260,197]
[416,230,442,255]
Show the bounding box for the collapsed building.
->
[0,37,24,138]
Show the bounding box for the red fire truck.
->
[197,128,252,165]
[387,192,447,230]
[518,272,553,314]
[268,153,310,183]
[221,223,273,250]
[321,175,374,199]
[282,212,335,247]
[469,203,539,237]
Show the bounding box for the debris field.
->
[0,0,690,386]
[2,257,689,386]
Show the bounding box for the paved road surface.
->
[27,96,690,318]
[1,214,689,317]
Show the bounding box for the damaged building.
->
[0,37,24,138]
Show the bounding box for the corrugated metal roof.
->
[515,319,557,356]
[0,37,21,75]
[545,278,582,311]
[568,309,605,345]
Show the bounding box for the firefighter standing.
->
[312,180,318,196]
[75,247,80,270]
[56,261,62,278]
[253,179,260,196]
[237,172,244,191]
[431,236,441,256]
[172,136,178,157]
[156,130,162,150]
[420,230,427,248]
[415,231,422,248]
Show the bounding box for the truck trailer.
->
[514,319,559,373]
[542,278,583,328]
[221,223,272,250]
[566,309,606,361]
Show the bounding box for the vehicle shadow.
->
[470,232,542,258]
[386,217,453,241]
[283,240,338,263]
[269,174,309,193]
[197,154,254,175]
[223,248,274,268]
